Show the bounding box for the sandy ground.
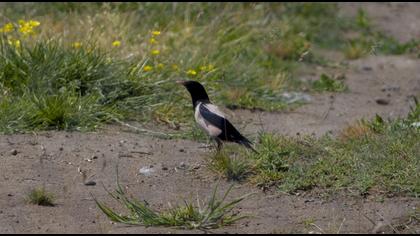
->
[0,3,419,234]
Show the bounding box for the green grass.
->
[343,8,420,59]
[207,148,253,182]
[210,101,420,197]
[0,3,418,136]
[26,187,55,206]
[312,73,347,92]
[94,178,252,230]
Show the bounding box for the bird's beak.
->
[176,80,185,85]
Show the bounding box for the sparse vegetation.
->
[210,100,420,197]
[207,148,253,182]
[26,187,55,206]
[312,73,347,92]
[94,179,252,229]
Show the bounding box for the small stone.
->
[92,155,98,160]
[179,162,187,169]
[10,149,18,155]
[372,222,388,234]
[362,66,373,71]
[162,166,168,171]
[7,193,13,197]
[139,167,155,176]
[179,148,185,152]
[375,98,390,105]
[59,147,63,151]
[84,181,96,186]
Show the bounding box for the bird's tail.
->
[237,137,259,154]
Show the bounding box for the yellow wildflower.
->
[28,20,40,27]
[7,39,20,49]
[152,30,161,36]
[172,64,179,70]
[151,49,160,55]
[1,23,14,33]
[186,69,197,76]
[149,38,157,44]
[199,64,215,72]
[14,39,20,49]
[112,40,121,47]
[18,19,40,36]
[157,63,164,69]
[72,42,82,49]
[144,65,153,72]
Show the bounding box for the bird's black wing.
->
[199,103,225,130]
[199,104,243,141]
[199,103,258,153]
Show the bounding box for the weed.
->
[94,177,251,229]
[312,73,347,92]
[207,148,252,182]
[26,187,55,206]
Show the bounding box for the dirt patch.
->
[0,130,418,234]
[339,2,420,43]
[233,55,420,139]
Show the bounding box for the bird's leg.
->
[198,137,213,149]
[215,138,223,152]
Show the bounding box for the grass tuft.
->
[207,148,253,182]
[26,187,55,206]
[94,176,252,229]
[312,73,347,92]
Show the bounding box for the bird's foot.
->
[198,144,213,149]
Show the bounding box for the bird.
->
[177,80,258,153]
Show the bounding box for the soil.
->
[0,3,419,234]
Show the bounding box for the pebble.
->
[375,98,390,105]
[179,162,187,169]
[362,66,373,71]
[381,85,400,92]
[84,181,96,186]
[139,166,155,176]
[10,149,18,155]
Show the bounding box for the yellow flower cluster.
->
[199,64,215,72]
[186,64,215,77]
[150,29,161,56]
[0,23,14,33]
[18,20,41,36]
[0,19,40,37]
[186,69,197,76]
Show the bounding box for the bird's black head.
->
[177,80,210,108]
